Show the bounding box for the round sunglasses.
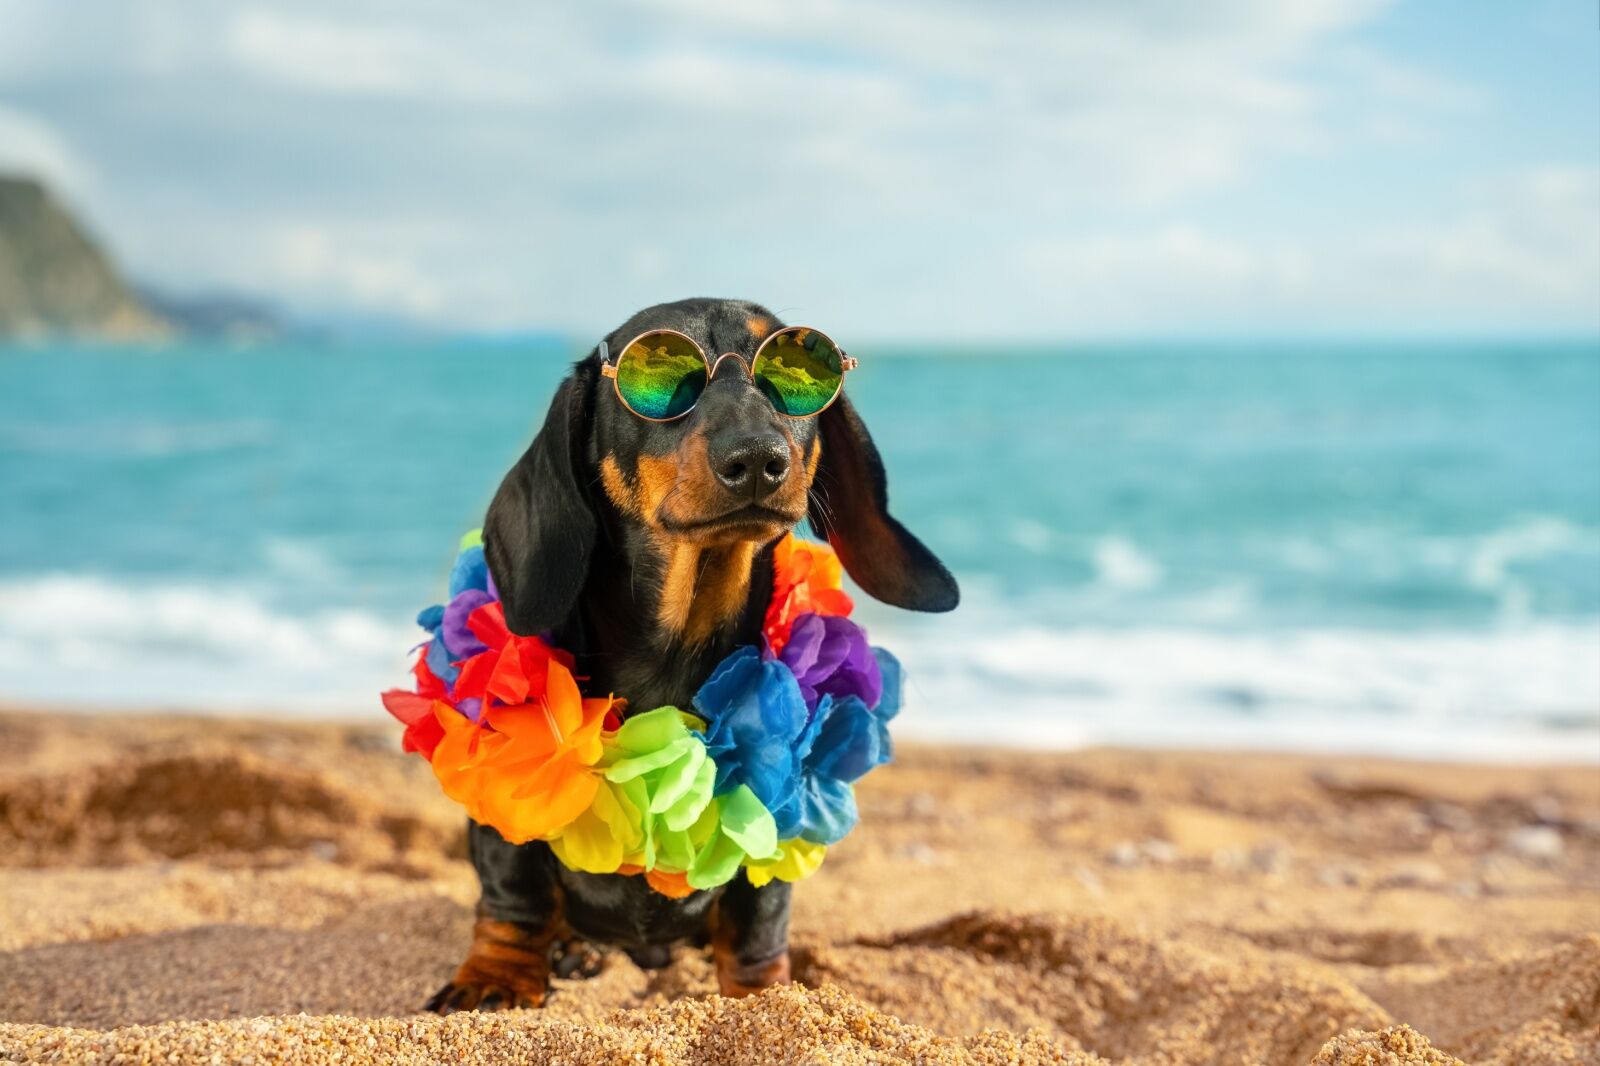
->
[599,326,857,421]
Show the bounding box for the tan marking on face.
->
[622,426,798,643]
[655,540,758,644]
[654,542,698,635]
[805,435,822,482]
[688,541,757,643]
[645,432,729,529]
[746,316,773,341]
[600,455,639,517]
[634,452,681,522]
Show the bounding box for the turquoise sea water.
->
[2,338,1597,759]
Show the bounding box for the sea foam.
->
[2,572,1594,760]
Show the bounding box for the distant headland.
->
[0,175,285,343]
[0,175,168,341]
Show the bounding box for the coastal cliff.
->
[0,175,169,341]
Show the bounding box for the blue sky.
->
[1,0,1595,340]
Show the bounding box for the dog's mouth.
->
[658,503,803,541]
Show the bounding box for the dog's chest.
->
[556,866,719,947]
[603,646,727,712]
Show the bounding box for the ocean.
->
[2,338,1596,760]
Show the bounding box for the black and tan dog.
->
[425,297,958,1013]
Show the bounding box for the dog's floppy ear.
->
[484,364,597,635]
[807,392,959,612]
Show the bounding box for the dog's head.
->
[483,298,958,645]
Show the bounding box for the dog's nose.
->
[709,430,790,499]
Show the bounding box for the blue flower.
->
[695,639,904,847]
[414,604,456,685]
[808,693,892,783]
[873,647,903,721]
[416,544,496,688]
[775,773,858,846]
[448,544,490,598]
[768,684,897,844]
[424,630,458,685]
[692,646,809,814]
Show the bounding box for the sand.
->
[0,710,1595,1065]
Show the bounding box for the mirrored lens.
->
[751,328,843,417]
[616,332,708,420]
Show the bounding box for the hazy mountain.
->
[133,285,288,344]
[0,175,170,341]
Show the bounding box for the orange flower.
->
[644,869,695,898]
[764,535,853,655]
[429,656,615,844]
[614,864,697,899]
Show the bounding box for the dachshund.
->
[424,297,958,1013]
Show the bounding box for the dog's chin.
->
[658,504,801,548]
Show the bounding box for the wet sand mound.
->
[0,747,453,871]
[842,912,1387,1064]
[1361,935,1600,1065]
[0,894,470,1028]
[1233,927,1448,967]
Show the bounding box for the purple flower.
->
[415,543,498,687]
[441,588,495,658]
[777,613,882,710]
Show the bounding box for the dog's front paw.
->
[714,949,791,998]
[423,971,546,1014]
[550,936,607,979]
[423,918,553,1013]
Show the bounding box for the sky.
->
[0,0,1596,341]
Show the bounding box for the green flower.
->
[551,707,713,872]
[685,783,778,890]
[549,707,779,889]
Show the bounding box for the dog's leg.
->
[710,875,792,997]
[424,821,562,1012]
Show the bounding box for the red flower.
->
[380,689,447,758]
[764,535,853,655]
[449,601,575,708]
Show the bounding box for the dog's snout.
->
[709,430,790,498]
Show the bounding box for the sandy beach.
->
[0,709,1595,1065]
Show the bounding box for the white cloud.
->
[223,9,559,104]
[0,104,95,201]
[222,222,444,316]
[265,224,443,316]
[1017,166,1600,332]
[0,0,1590,336]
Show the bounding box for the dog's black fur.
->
[427,298,957,1012]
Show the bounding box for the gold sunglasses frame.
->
[599,325,857,423]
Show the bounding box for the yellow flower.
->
[744,838,828,887]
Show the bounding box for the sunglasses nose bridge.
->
[708,352,750,380]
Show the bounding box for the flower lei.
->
[381,531,900,898]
